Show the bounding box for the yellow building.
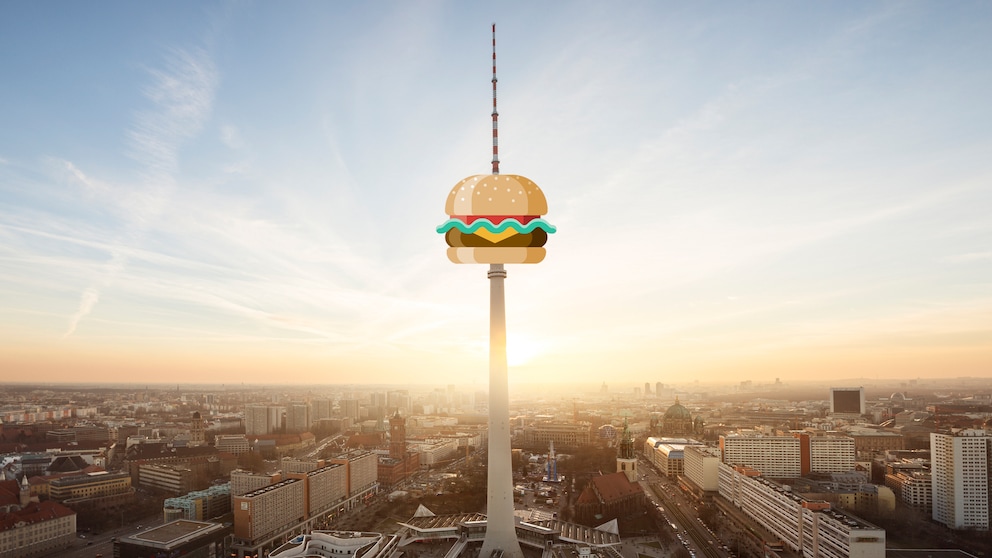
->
[48,471,131,502]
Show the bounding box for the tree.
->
[238,451,265,472]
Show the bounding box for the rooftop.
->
[126,519,226,548]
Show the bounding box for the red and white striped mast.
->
[491,23,500,176]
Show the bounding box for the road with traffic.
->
[638,456,731,558]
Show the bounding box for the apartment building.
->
[718,463,885,558]
[884,470,932,514]
[330,451,378,501]
[720,432,856,478]
[233,478,306,542]
[231,469,281,496]
[931,430,991,529]
[721,434,802,478]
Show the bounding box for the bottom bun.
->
[447,247,546,264]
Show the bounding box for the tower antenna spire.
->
[491,23,500,175]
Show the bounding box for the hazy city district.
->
[2,378,991,558]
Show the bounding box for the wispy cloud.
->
[63,47,218,338]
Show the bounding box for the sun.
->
[507,333,544,367]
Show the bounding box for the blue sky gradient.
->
[1,1,990,386]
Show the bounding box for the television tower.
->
[480,24,524,558]
[437,26,554,558]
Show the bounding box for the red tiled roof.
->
[575,487,600,505]
[0,480,18,506]
[0,500,75,531]
[589,472,643,503]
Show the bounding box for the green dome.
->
[664,398,692,421]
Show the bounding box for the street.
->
[42,515,165,558]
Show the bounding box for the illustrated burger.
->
[437,174,555,264]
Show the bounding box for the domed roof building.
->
[659,397,702,436]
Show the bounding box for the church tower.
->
[389,410,406,460]
[617,419,637,483]
[20,474,31,507]
[190,411,205,447]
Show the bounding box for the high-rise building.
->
[286,403,311,434]
[312,399,332,421]
[830,387,866,415]
[931,429,991,530]
[387,390,409,413]
[340,399,360,421]
[245,405,284,436]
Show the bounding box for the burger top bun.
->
[445,174,548,216]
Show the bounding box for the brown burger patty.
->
[445,228,548,248]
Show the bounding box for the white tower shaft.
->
[481,263,523,558]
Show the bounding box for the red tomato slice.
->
[450,215,539,225]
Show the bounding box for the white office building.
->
[683,445,721,492]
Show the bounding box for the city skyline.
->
[2,2,991,386]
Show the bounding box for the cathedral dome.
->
[663,399,691,421]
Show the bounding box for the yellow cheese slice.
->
[475,228,519,243]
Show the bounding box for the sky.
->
[1,1,990,388]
